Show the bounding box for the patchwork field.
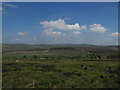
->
[2,44,120,88]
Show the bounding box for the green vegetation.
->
[2,44,119,88]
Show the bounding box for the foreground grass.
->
[2,58,119,88]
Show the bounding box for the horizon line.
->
[2,43,120,46]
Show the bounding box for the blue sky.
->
[2,2,119,45]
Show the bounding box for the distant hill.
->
[2,43,119,52]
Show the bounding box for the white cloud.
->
[90,24,106,33]
[3,3,18,8]
[40,19,108,37]
[17,32,27,36]
[72,31,81,34]
[1,3,17,14]
[43,29,61,36]
[110,32,120,37]
[40,19,82,31]
[33,37,37,40]
[15,38,22,41]
[81,25,87,30]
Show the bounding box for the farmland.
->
[2,44,120,88]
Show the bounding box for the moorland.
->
[2,44,120,88]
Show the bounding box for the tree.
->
[33,55,37,58]
[23,55,26,58]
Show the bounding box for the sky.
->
[2,2,119,45]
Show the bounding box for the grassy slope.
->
[2,44,119,88]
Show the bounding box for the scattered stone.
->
[16,60,19,62]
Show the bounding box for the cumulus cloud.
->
[3,3,18,8]
[40,19,82,31]
[40,19,108,37]
[43,29,61,36]
[72,31,81,34]
[110,32,120,37]
[17,32,27,36]
[81,25,87,30]
[15,38,22,41]
[90,24,106,33]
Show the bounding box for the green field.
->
[2,44,120,88]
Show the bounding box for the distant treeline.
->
[50,47,75,50]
